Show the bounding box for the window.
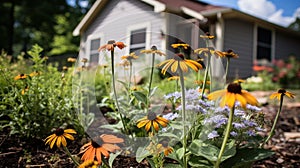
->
[256,27,272,62]
[126,22,150,54]
[87,33,103,66]
[129,28,147,53]
[89,38,100,65]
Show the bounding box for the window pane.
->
[90,53,99,63]
[257,46,271,61]
[258,27,271,44]
[130,28,146,45]
[91,39,100,51]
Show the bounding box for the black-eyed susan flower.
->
[171,43,190,49]
[81,58,88,63]
[67,57,77,63]
[157,53,203,75]
[80,134,124,165]
[44,128,76,149]
[207,82,258,108]
[14,74,27,80]
[21,86,29,95]
[29,71,39,77]
[194,47,224,57]
[137,111,169,132]
[221,49,238,59]
[270,88,295,100]
[200,32,215,39]
[121,52,138,60]
[234,79,245,84]
[140,46,166,56]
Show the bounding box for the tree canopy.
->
[0,0,96,57]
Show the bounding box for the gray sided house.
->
[73,0,300,78]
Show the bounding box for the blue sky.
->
[199,0,300,27]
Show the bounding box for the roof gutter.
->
[141,0,166,12]
[180,6,207,22]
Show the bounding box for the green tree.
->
[288,17,300,32]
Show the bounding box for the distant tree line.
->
[0,0,96,57]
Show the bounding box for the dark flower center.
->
[147,111,157,121]
[278,88,286,94]
[55,128,64,136]
[91,137,104,148]
[227,83,242,94]
[20,74,25,77]
[161,140,169,148]
[151,45,157,50]
[227,49,233,53]
[175,53,184,60]
[107,40,115,44]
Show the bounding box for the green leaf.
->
[132,91,147,103]
[109,151,121,167]
[188,140,218,161]
[164,163,183,168]
[176,147,185,160]
[159,132,181,141]
[222,148,274,168]
[136,146,151,163]
[188,156,213,168]
[149,86,158,97]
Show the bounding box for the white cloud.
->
[237,0,299,27]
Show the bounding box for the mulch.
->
[0,102,299,168]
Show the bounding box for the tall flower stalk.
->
[99,40,128,134]
[141,46,166,107]
[157,44,202,168]
[207,82,258,167]
[221,49,238,81]
[263,89,295,146]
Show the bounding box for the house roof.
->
[73,0,300,37]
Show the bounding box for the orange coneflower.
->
[171,43,190,49]
[207,82,258,108]
[80,134,124,165]
[137,111,169,132]
[98,41,126,51]
[140,46,166,56]
[44,128,76,149]
[221,49,238,59]
[200,32,215,39]
[157,53,203,75]
[121,52,138,60]
[67,57,77,63]
[157,141,173,156]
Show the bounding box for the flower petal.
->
[207,90,226,101]
[145,121,152,132]
[236,93,247,108]
[50,136,58,149]
[225,92,236,108]
[241,91,258,106]
[152,120,160,131]
[101,134,124,143]
[64,129,77,134]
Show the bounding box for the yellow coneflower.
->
[207,82,258,108]
[157,53,203,75]
[140,46,166,56]
[21,86,29,95]
[137,111,169,132]
[221,49,238,59]
[29,71,39,77]
[121,52,138,60]
[63,66,68,71]
[14,74,27,80]
[270,88,295,100]
[171,43,189,49]
[80,134,124,165]
[67,57,77,63]
[78,160,99,168]
[81,58,88,63]
[234,79,245,84]
[200,32,215,39]
[194,47,224,57]
[44,128,76,149]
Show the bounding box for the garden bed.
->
[1,100,299,168]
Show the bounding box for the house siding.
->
[275,31,300,60]
[79,0,165,65]
[223,18,254,78]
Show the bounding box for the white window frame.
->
[86,32,104,65]
[253,24,275,64]
[126,22,151,54]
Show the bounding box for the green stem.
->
[178,67,187,168]
[224,57,230,82]
[201,54,211,99]
[63,146,79,166]
[147,53,155,106]
[215,106,235,168]
[263,94,284,145]
[111,50,129,135]
[128,59,132,90]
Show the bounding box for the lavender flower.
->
[163,113,179,121]
[246,130,256,136]
[208,130,219,139]
[230,131,238,136]
[233,122,246,129]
